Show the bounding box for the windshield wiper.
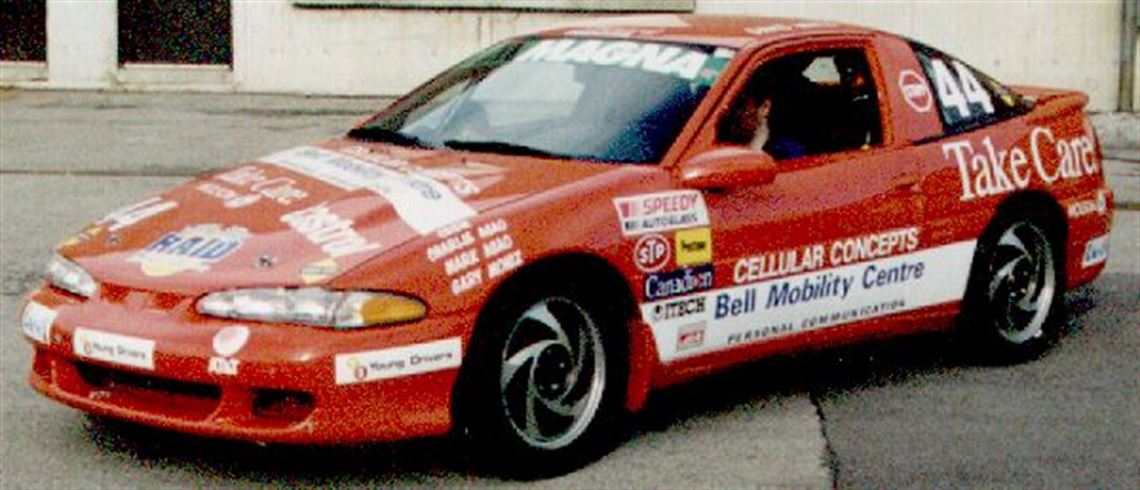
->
[347,127,435,149]
[443,139,560,158]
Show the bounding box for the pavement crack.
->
[809,390,841,489]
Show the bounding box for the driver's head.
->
[737,74,778,132]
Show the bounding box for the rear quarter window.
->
[910,42,1028,135]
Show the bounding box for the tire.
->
[457,277,629,479]
[962,212,1066,363]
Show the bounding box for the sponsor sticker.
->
[300,257,339,284]
[745,21,835,36]
[335,337,462,385]
[212,325,250,357]
[1082,235,1109,268]
[643,240,976,361]
[196,182,262,209]
[73,328,155,370]
[898,69,933,113]
[517,38,711,81]
[674,227,712,266]
[128,224,249,277]
[341,146,507,198]
[281,202,381,259]
[1068,191,1109,218]
[208,325,249,376]
[649,296,706,322]
[262,146,476,235]
[61,198,179,248]
[644,264,715,301]
[214,165,309,205]
[675,322,706,352]
[208,358,240,376]
[943,127,1099,202]
[634,234,671,272]
[734,227,919,284]
[57,225,103,249]
[21,301,57,344]
[614,190,710,237]
[97,197,179,233]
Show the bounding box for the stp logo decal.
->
[634,234,671,272]
[898,69,933,113]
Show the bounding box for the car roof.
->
[538,14,880,49]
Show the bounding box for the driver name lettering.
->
[427,219,523,296]
[518,39,710,80]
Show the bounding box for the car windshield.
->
[352,37,735,164]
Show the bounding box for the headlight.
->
[46,254,98,298]
[197,288,426,328]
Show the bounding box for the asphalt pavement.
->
[1,89,1137,488]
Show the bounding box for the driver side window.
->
[717,48,883,160]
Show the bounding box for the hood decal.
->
[127,224,250,277]
[281,202,382,258]
[262,146,476,235]
[65,139,619,293]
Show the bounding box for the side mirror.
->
[677,147,777,190]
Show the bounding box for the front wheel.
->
[457,280,628,478]
[962,214,1065,363]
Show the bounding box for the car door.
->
[652,41,932,367]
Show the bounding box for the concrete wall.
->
[44,0,117,87]
[230,0,1126,110]
[231,2,584,95]
[696,0,1124,112]
[2,0,1134,112]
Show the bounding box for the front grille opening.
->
[77,362,221,401]
[253,389,314,424]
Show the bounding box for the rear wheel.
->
[458,278,627,478]
[963,213,1065,362]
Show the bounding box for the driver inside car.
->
[722,75,808,160]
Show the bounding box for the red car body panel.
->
[23,16,1112,443]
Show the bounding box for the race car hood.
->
[59,139,618,295]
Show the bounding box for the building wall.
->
[231,2,584,95]
[696,0,1123,112]
[231,0,1125,110]
[2,0,1133,112]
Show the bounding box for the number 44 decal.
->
[930,58,994,119]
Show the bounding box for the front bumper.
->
[22,284,470,444]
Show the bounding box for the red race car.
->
[23,15,1112,477]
